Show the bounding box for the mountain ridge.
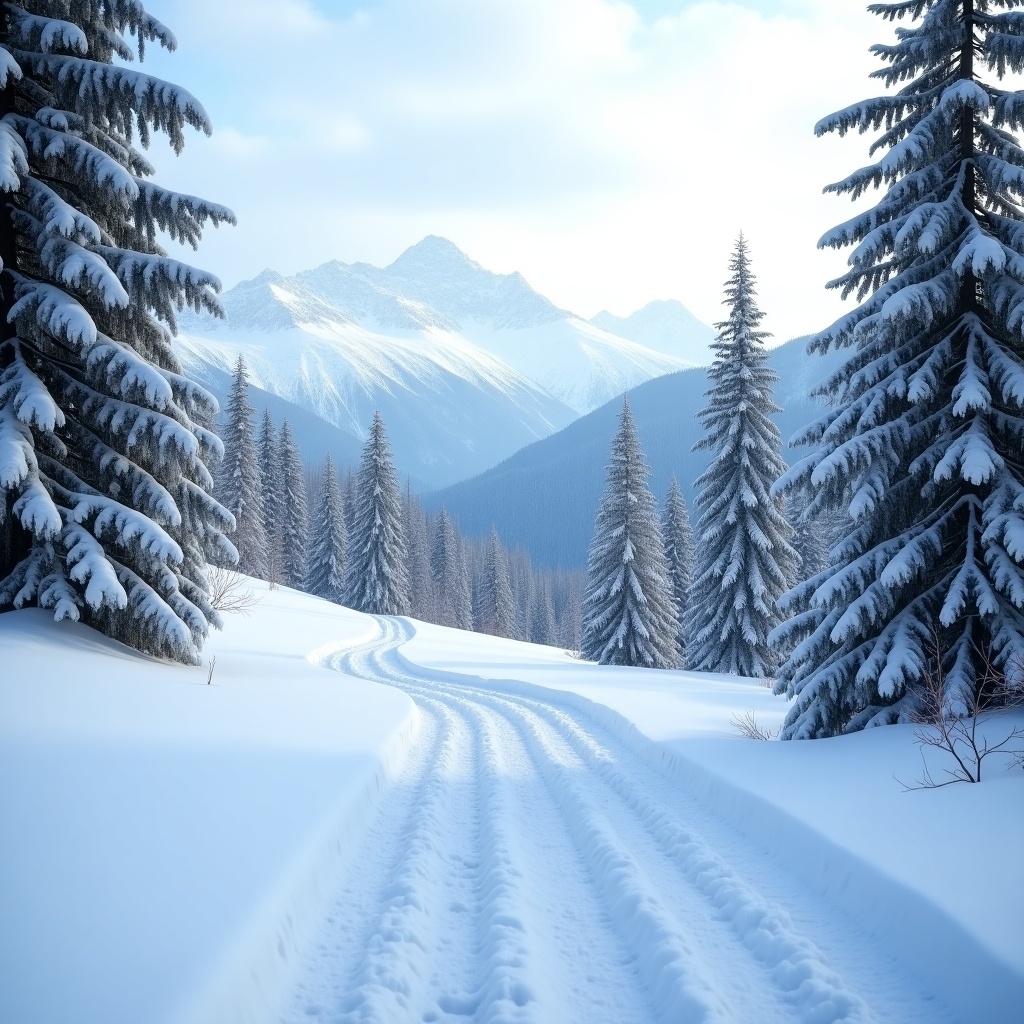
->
[176,237,718,489]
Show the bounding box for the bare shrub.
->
[900,638,1024,789]
[208,567,262,615]
[731,710,778,741]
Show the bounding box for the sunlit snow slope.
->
[175,237,708,487]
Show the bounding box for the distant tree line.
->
[216,357,584,648]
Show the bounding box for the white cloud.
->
[141,0,890,342]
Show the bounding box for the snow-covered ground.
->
[2,588,1021,1023]
[0,584,414,1024]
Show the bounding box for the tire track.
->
[284,617,955,1024]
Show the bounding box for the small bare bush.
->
[731,710,778,741]
[208,567,262,615]
[900,639,1024,789]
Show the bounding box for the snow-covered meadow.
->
[2,583,1020,1023]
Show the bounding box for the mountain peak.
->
[386,235,478,274]
[590,300,715,365]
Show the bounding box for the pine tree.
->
[344,411,409,615]
[556,570,585,652]
[0,3,236,663]
[508,547,535,641]
[278,420,307,589]
[789,490,830,582]
[687,237,797,677]
[480,525,516,637]
[305,453,346,603]
[661,475,694,666]
[772,1,1024,738]
[431,506,465,628]
[403,486,433,620]
[256,409,285,585]
[581,399,678,668]
[455,536,473,630]
[531,577,557,646]
[218,357,267,576]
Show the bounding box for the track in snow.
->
[282,618,956,1024]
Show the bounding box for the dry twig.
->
[208,567,262,615]
[899,635,1024,789]
[731,709,778,741]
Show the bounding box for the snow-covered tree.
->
[455,536,473,630]
[661,475,694,665]
[278,420,307,589]
[772,0,1024,738]
[789,490,831,582]
[217,357,266,576]
[556,570,584,652]
[688,236,797,677]
[479,525,516,637]
[403,487,433,620]
[305,453,345,603]
[344,411,409,615]
[531,577,557,646]
[431,506,470,628]
[508,546,535,641]
[256,409,285,585]
[0,2,236,662]
[581,399,678,668]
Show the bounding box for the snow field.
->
[4,593,1021,1023]
[397,623,1024,1024]
[284,616,964,1023]
[0,586,415,1024]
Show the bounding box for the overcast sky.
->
[141,0,887,343]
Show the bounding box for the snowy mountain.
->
[175,239,709,488]
[590,299,717,366]
[428,335,848,568]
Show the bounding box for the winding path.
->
[281,618,954,1024]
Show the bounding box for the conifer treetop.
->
[688,237,796,678]
[582,398,678,669]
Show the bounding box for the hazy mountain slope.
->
[590,299,718,365]
[187,362,434,492]
[355,236,700,412]
[175,270,577,490]
[176,237,716,487]
[427,336,844,568]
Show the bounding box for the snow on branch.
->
[95,246,223,322]
[0,116,28,192]
[5,10,89,56]
[0,339,65,433]
[11,52,211,152]
[8,273,97,350]
[10,114,139,198]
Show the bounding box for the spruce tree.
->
[789,491,831,582]
[256,409,285,585]
[218,357,267,576]
[278,420,307,589]
[480,525,516,637]
[688,237,797,678]
[773,0,1024,737]
[581,399,678,668]
[455,536,473,630]
[344,411,409,615]
[0,3,236,662]
[305,453,346,603]
[431,506,465,628]
[531,577,557,646]
[403,486,434,620]
[661,475,694,666]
